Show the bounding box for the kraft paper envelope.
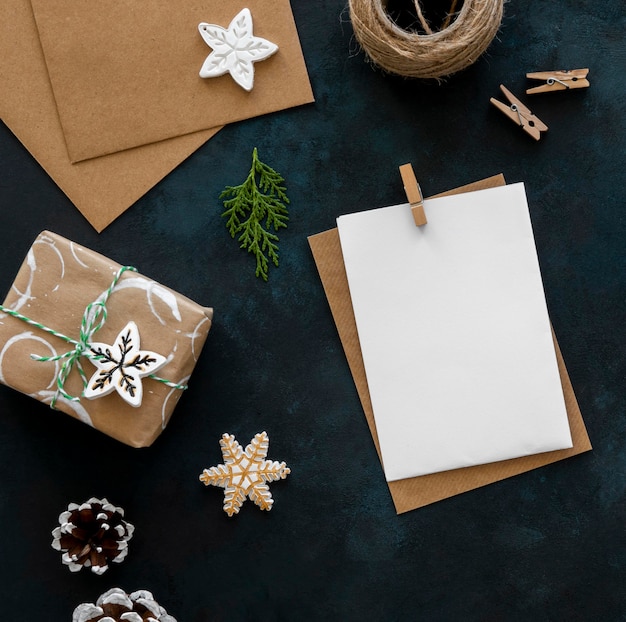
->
[0,0,219,232]
[30,0,315,162]
[308,175,591,513]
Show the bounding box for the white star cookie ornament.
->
[200,431,290,516]
[198,8,278,92]
[83,321,167,408]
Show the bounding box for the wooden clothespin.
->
[399,163,426,226]
[490,84,548,141]
[526,68,590,94]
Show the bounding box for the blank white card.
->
[337,183,573,482]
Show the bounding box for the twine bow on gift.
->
[0,266,187,409]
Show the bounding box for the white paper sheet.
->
[337,183,573,482]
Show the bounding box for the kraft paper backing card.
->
[308,175,592,513]
[30,0,314,162]
[0,0,219,232]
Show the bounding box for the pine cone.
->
[51,497,134,575]
[72,588,177,622]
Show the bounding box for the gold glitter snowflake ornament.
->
[200,431,290,516]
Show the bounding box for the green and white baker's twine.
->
[0,265,187,409]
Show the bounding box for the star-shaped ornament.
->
[198,8,278,92]
[83,321,167,408]
[200,431,290,516]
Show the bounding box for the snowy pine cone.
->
[51,497,134,575]
[72,588,177,622]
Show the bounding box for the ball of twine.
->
[348,0,504,79]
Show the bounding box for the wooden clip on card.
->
[399,164,427,226]
[526,68,590,94]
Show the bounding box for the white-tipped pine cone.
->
[72,588,177,622]
[51,497,134,575]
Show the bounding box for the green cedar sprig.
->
[220,148,290,281]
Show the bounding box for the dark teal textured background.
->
[0,1,625,620]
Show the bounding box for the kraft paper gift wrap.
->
[0,231,213,447]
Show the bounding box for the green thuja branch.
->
[220,148,290,281]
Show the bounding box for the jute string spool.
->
[348,0,504,79]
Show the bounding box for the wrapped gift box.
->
[0,231,213,447]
